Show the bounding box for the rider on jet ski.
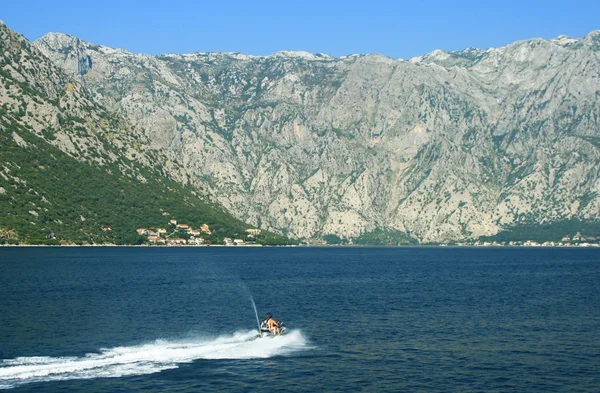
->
[261,314,280,335]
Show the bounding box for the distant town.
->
[453,233,600,247]
[128,212,262,246]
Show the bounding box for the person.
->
[267,315,280,335]
[260,315,270,331]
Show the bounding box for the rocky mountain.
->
[0,21,290,245]
[31,27,600,243]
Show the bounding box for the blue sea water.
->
[0,246,599,392]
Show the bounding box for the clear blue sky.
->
[2,0,599,58]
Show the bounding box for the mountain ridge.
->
[35,28,600,61]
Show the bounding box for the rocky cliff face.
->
[34,30,600,242]
[0,20,170,179]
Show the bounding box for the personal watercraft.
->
[259,319,287,336]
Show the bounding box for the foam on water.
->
[0,329,309,389]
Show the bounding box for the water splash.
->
[250,294,261,334]
[236,279,261,333]
[0,330,309,389]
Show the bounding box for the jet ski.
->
[259,319,287,336]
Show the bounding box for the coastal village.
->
[134,212,262,246]
[458,233,600,247]
[98,222,598,247]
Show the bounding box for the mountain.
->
[34,29,600,243]
[0,21,291,245]
[1,23,595,244]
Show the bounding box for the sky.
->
[2,0,600,59]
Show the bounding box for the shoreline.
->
[1,243,598,248]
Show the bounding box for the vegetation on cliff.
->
[0,121,293,245]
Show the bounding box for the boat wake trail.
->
[0,330,309,389]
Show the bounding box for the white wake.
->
[0,330,309,389]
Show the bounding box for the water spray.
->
[237,278,261,336]
[250,295,261,335]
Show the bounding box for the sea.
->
[0,246,599,392]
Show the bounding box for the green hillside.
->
[0,121,293,245]
[478,219,600,244]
